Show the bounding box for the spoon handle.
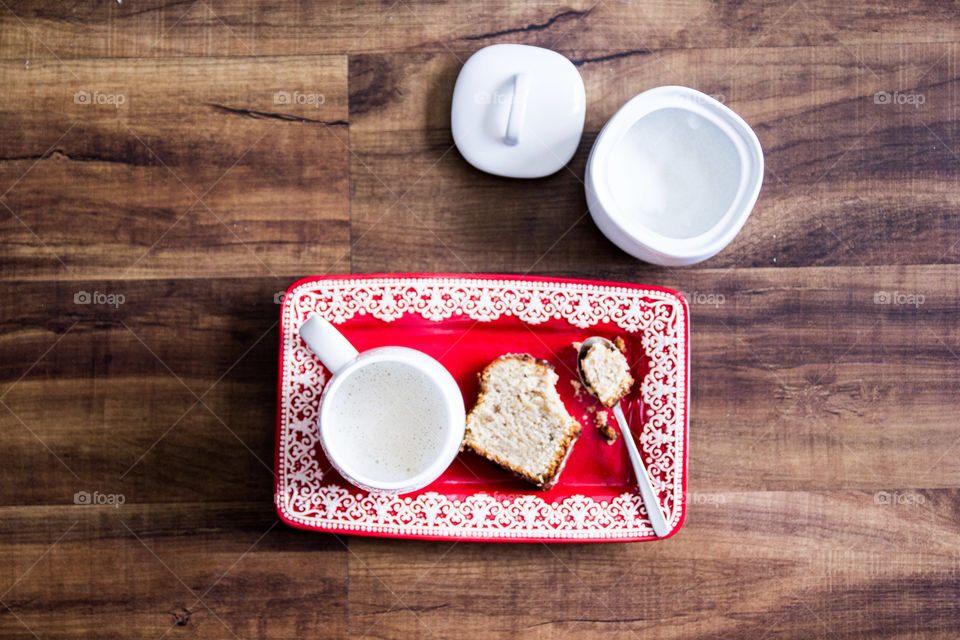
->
[613,403,670,537]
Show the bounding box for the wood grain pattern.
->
[0,504,347,638]
[0,277,284,505]
[1,1,959,638]
[0,56,350,280]
[2,1,959,57]
[349,490,960,639]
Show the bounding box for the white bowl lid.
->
[451,44,586,179]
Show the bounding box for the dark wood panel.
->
[348,490,960,639]
[671,265,960,491]
[347,45,960,271]
[0,57,350,280]
[0,278,287,506]
[1,1,959,58]
[0,378,280,506]
[0,503,347,639]
[0,277,287,384]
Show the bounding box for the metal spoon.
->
[578,337,670,538]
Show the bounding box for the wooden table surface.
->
[2,1,959,638]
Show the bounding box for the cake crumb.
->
[569,378,584,399]
[595,411,618,444]
[614,336,627,353]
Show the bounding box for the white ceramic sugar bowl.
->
[585,86,764,266]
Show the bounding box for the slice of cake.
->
[464,354,582,490]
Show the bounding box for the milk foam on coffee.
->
[324,360,450,483]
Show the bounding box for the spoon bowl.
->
[576,336,622,401]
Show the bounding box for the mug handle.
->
[299,314,359,375]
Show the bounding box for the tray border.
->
[274,273,689,542]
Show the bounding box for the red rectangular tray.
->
[274,274,689,542]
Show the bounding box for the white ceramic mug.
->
[299,314,466,494]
